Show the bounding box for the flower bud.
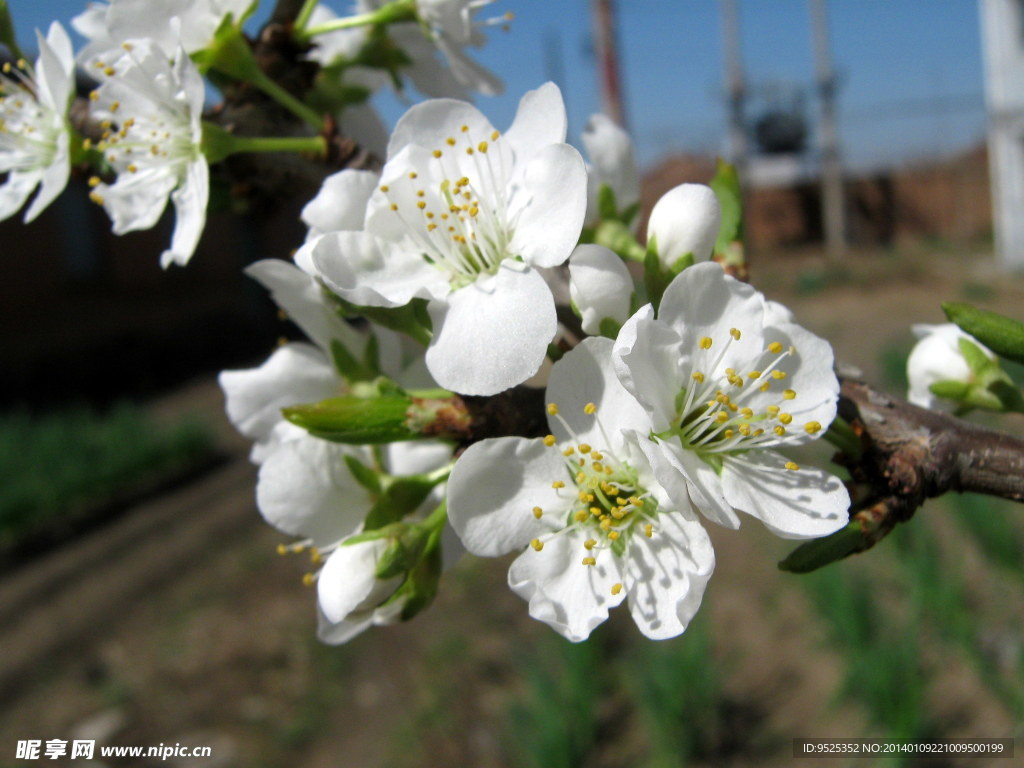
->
[317,538,403,625]
[646,183,721,269]
[906,323,996,410]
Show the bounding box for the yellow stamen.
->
[768,342,784,354]
[699,336,713,349]
[531,538,544,551]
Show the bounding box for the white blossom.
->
[447,337,715,642]
[87,39,208,267]
[613,262,849,538]
[0,23,74,223]
[311,82,587,395]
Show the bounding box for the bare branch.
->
[833,379,1024,555]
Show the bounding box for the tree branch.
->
[833,378,1024,555]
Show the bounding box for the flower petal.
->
[23,131,70,223]
[613,304,686,432]
[386,96,491,160]
[426,263,556,395]
[318,538,403,624]
[218,342,339,446]
[508,143,587,268]
[582,113,639,221]
[447,436,568,556]
[245,258,362,355]
[508,525,626,642]
[545,336,652,449]
[625,510,714,639]
[637,437,740,529]
[161,158,208,267]
[256,438,372,547]
[568,244,634,335]
[503,82,568,167]
[313,230,449,307]
[0,171,43,223]
[302,169,380,238]
[722,450,850,539]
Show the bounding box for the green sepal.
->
[928,379,970,401]
[374,523,429,579]
[546,343,564,363]
[709,157,743,256]
[598,317,622,339]
[332,296,432,347]
[597,183,618,221]
[620,200,641,228]
[200,121,237,164]
[342,454,382,495]
[363,475,437,531]
[0,1,24,62]
[988,379,1024,414]
[191,20,254,78]
[390,526,444,621]
[643,236,670,313]
[328,334,381,383]
[778,520,864,573]
[283,394,416,443]
[943,301,1024,366]
[957,337,995,377]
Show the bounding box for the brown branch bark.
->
[835,378,1024,552]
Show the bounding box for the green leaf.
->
[283,395,416,444]
[943,301,1024,365]
[709,158,742,255]
[988,379,1024,414]
[778,521,864,573]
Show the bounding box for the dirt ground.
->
[1,246,1021,768]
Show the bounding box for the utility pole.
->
[720,0,747,178]
[592,0,627,128]
[810,0,846,258]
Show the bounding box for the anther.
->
[302,573,316,587]
[544,434,556,446]
[532,506,543,519]
[783,389,796,400]
[692,372,705,382]
[768,342,784,354]
[584,539,597,550]
[582,557,596,566]
[611,583,623,595]
[804,421,822,434]
[644,523,654,537]
[699,336,713,350]
[584,402,597,414]
[785,461,800,471]
[432,149,442,158]
[547,403,559,415]
[531,538,544,551]
[771,370,787,380]
[730,328,741,340]
[551,480,565,489]
[778,413,793,425]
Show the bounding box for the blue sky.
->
[12,0,988,171]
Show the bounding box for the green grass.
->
[622,612,727,768]
[802,563,933,751]
[504,634,605,768]
[947,494,1024,578]
[0,402,214,548]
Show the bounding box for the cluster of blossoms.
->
[217,75,852,642]
[0,0,507,265]
[18,0,959,646]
